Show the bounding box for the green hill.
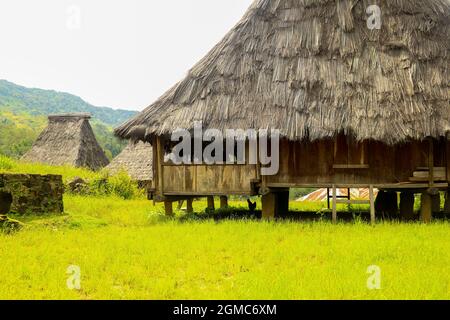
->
[0,80,137,159]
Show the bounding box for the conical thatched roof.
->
[106,141,153,181]
[116,0,449,144]
[22,113,110,170]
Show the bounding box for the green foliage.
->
[0,111,126,160]
[0,80,133,159]
[0,156,143,200]
[0,155,14,170]
[0,80,136,126]
[86,170,143,200]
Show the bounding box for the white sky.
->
[0,0,254,111]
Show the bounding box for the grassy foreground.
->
[0,195,449,300]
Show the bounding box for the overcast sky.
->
[0,0,254,111]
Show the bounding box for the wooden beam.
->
[444,189,450,214]
[399,191,415,221]
[156,137,165,196]
[431,193,441,214]
[369,185,376,225]
[332,185,337,224]
[164,201,173,216]
[429,137,434,187]
[276,190,290,218]
[220,196,229,209]
[447,132,450,182]
[261,193,276,220]
[333,164,370,169]
[420,192,432,223]
[186,199,194,214]
[207,196,215,212]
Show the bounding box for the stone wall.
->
[0,174,64,215]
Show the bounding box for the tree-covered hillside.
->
[0,80,136,126]
[0,80,137,159]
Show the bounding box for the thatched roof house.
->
[115,0,449,220]
[22,113,109,170]
[116,0,449,144]
[106,141,153,182]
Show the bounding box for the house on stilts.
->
[115,0,450,222]
[22,113,110,171]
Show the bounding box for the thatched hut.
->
[106,141,153,187]
[22,113,109,170]
[116,0,450,221]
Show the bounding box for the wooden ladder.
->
[331,185,376,225]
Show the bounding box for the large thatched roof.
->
[116,0,450,144]
[106,141,153,181]
[22,113,110,170]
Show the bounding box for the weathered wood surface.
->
[262,193,276,220]
[266,138,446,187]
[421,193,433,223]
[163,164,257,195]
[220,196,228,209]
[400,192,415,221]
[154,136,448,196]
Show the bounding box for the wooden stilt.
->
[400,191,415,221]
[207,196,215,212]
[444,190,450,214]
[220,196,228,209]
[369,185,376,225]
[420,192,432,223]
[164,201,174,216]
[261,193,276,220]
[431,193,441,214]
[276,190,290,218]
[186,199,194,214]
[332,185,337,224]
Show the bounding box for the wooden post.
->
[332,185,337,224]
[156,137,165,196]
[431,193,441,214]
[186,199,194,214]
[276,190,290,218]
[420,192,432,223]
[207,196,215,212]
[262,193,276,220]
[327,188,331,209]
[444,190,450,214]
[164,201,173,216]
[400,191,415,221]
[429,137,434,187]
[220,196,228,209]
[369,185,376,225]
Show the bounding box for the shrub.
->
[85,170,143,200]
[0,155,15,171]
[108,170,142,200]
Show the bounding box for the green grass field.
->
[1,157,449,300]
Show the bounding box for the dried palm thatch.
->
[106,141,153,181]
[116,0,449,144]
[22,113,110,170]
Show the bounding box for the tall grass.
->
[1,155,449,300]
[0,155,143,199]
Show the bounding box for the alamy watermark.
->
[367,265,381,290]
[367,5,382,30]
[167,121,280,176]
[66,5,82,31]
[67,265,81,290]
